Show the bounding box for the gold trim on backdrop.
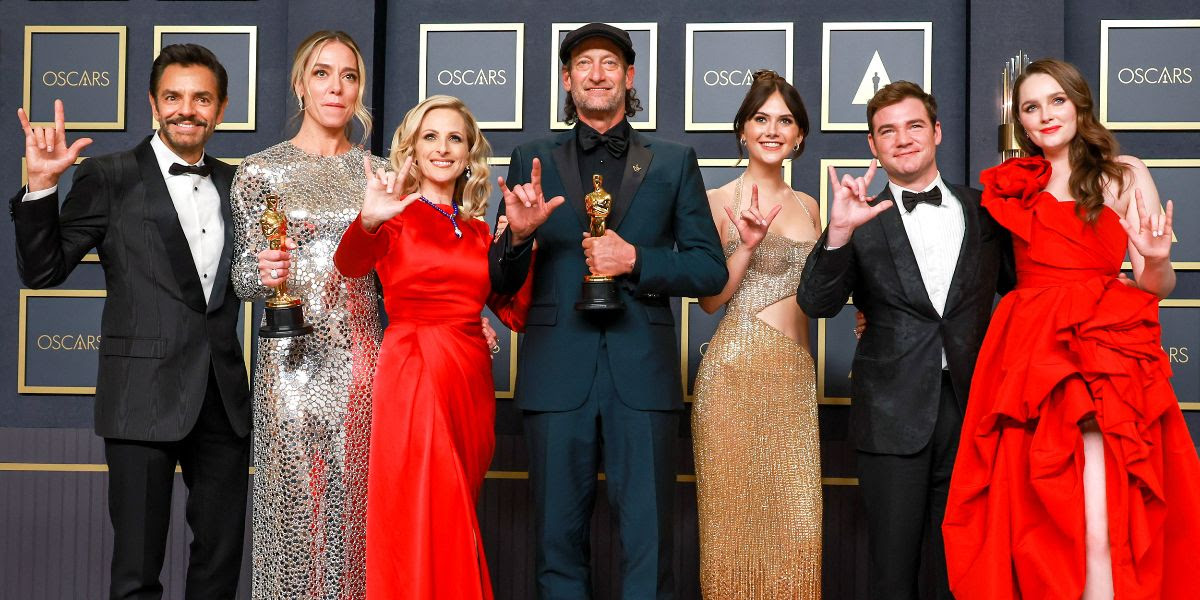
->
[1119,159,1195,269]
[23,26,127,130]
[685,23,794,132]
[1100,20,1200,131]
[485,157,519,398]
[680,297,696,403]
[152,25,258,131]
[696,157,793,183]
[18,290,255,394]
[21,156,98,262]
[821,22,933,132]
[419,23,524,130]
[549,22,658,131]
[1160,298,1199,411]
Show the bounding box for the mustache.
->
[164,116,209,128]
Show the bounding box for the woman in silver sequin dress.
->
[691,70,825,598]
[230,31,382,599]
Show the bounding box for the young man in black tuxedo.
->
[490,23,727,600]
[12,44,250,599]
[797,81,1014,599]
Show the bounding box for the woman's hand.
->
[482,317,501,355]
[258,238,297,287]
[723,183,782,250]
[361,155,420,233]
[1120,188,1173,263]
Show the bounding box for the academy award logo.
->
[822,22,931,131]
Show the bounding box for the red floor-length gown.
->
[335,201,529,599]
[944,157,1200,599]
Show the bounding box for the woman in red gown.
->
[334,95,529,599]
[944,58,1200,599]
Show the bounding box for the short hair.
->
[866,81,937,135]
[290,30,372,144]
[732,69,810,159]
[150,44,228,103]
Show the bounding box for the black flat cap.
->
[559,23,635,65]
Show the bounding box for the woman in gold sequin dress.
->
[230,31,383,599]
[692,70,824,598]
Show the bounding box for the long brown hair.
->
[1012,58,1126,222]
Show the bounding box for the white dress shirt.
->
[23,133,224,303]
[890,173,965,368]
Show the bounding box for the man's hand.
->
[498,157,565,246]
[826,161,892,248]
[19,100,92,192]
[582,230,636,277]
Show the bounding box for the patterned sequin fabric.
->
[231,141,384,599]
[692,180,822,599]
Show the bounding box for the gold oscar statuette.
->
[258,194,314,337]
[575,174,625,312]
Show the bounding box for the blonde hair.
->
[289,30,372,144]
[390,95,492,220]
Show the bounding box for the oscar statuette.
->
[258,194,314,337]
[574,174,626,312]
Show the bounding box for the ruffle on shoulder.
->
[980,156,1052,242]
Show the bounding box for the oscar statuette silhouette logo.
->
[575,174,626,311]
[259,194,314,337]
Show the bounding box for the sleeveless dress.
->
[230,142,385,599]
[943,157,1200,599]
[334,201,530,600]
[692,178,823,599]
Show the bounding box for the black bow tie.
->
[580,128,629,158]
[901,187,942,212]
[168,162,212,178]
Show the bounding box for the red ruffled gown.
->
[334,201,530,600]
[944,157,1200,599]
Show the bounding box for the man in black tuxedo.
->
[797,81,1014,599]
[11,44,249,600]
[490,23,726,599]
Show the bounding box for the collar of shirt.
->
[889,173,955,213]
[150,132,207,180]
[576,118,632,155]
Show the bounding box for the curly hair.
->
[388,95,492,220]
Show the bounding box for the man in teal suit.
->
[489,23,727,600]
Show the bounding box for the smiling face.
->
[1016,72,1079,155]
[562,37,634,123]
[867,96,941,188]
[413,107,469,195]
[149,64,226,164]
[740,91,803,166]
[295,40,361,133]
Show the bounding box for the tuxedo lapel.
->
[943,184,980,314]
[135,138,207,313]
[551,135,590,231]
[875,185,939,318]
[608,132,653,232]
[206,157,234,313]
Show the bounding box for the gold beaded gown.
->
[230,142,385,599]
[692,180,822,599]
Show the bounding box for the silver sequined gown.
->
[231,141,384,600]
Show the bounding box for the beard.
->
[158,114,215,155]
[570,87,624,118]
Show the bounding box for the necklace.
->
[418,196,462,238]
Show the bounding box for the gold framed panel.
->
[21,156,98,263]
[820,22,932,132]
[1120,159,1196,270]
[152,25,258,131]
[685,22,794,132]
[549,22,658,131]
[419,24,524,130]
[1161,298,1199,410]
[1100,20,1200,130]
[486,156,519,397]
[23,26,127,130]
[18,289,254,394]
[696,157,793,184]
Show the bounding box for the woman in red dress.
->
[943,58,1200,599]
[334,95,529,599]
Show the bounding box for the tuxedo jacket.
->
[10,136,250,442]
[797,183,1014,454]
[490,129,727,412]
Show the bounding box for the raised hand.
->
[360,155,420,233]
[498,157,565,245]
[1120,188,1174,262]
[723,183,782,250]
[18,100,93,192]
[826,161,892,247]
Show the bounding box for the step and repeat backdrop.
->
[1,0,1197,598]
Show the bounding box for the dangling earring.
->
[793,142,800,152]
[463,165,472,179]
[740,137,747,146]
[297,95,305,111]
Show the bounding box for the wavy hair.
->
[389,95,492,220]
[733,69,810,160]
[289,30,372,144]
[1013,58,1127,223]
